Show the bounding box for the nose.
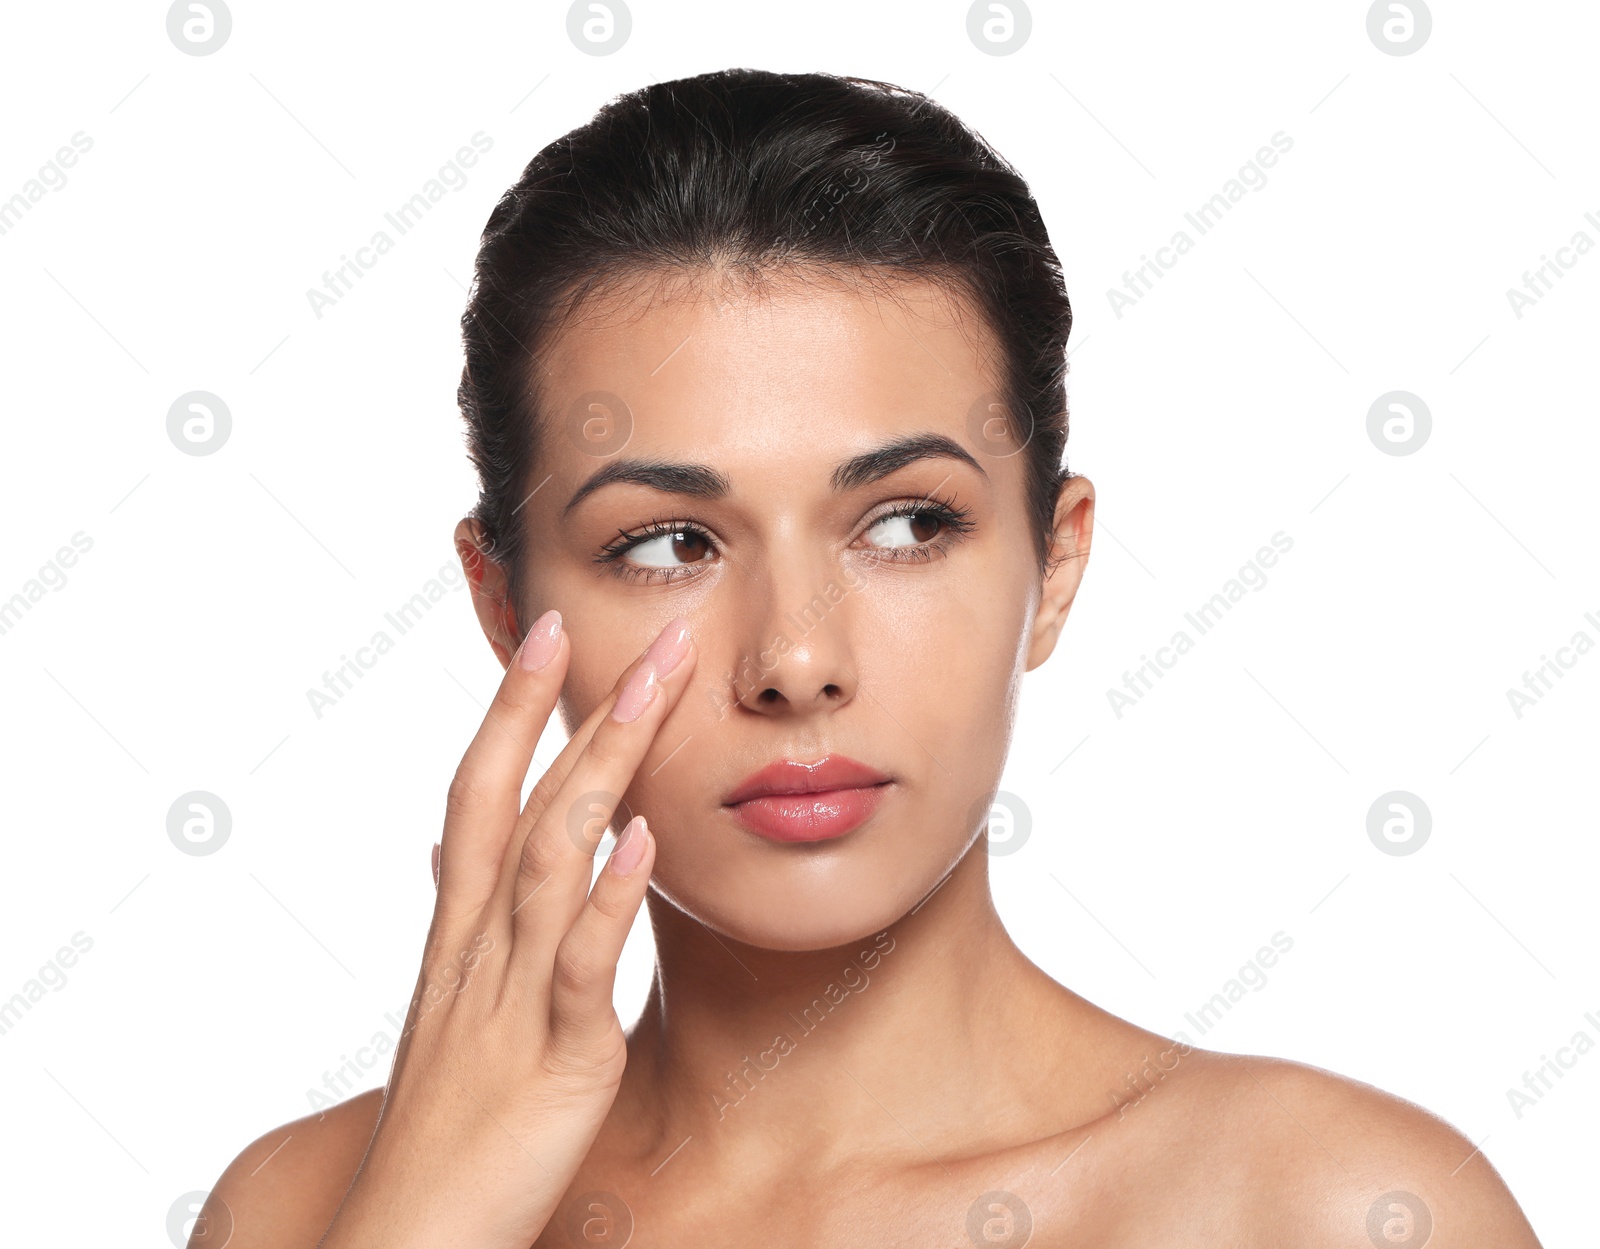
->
[728,553,859,717]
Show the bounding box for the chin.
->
[649,845,939,953]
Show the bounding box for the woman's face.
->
[467,267,1092,952]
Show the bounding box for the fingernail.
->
[431,842,441,887]
[517,609,563,671]
[611,618,691,722]
[608,816,648,875]
[642,616,692,677]
[612,660,660,722]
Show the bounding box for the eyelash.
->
[594,494,978,585]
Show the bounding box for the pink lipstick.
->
[722,754,892,843]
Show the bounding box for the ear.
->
[453,516,522,670]
[1025,474,1095,672]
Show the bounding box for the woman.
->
[199,69,1542,1247]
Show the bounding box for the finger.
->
[501,617,695,959]
[546,816,655,1059]
[437,608,567,926]
[489,652,643,891]
[477,645,655,962]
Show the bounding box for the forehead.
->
[535,267,1007,470]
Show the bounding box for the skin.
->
[200,268,1543,1248]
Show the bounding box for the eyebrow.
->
[560,432,988,519]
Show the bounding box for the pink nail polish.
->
[518,609,563,671]
[608,816,648,875]
[611,618,691,722]
[612,660,660,722]
[642,616,692,677]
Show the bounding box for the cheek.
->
[551,614,655,735]
[858,575,1029,814]
[555,675,601,740]
[870,568,1029,720]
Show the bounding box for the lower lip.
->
[726,783,890,842]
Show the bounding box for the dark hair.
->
[458,67,1073,621]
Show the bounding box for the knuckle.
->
[544,1015,627,1088]
[521,770,561,823]
[516,827,558,885]
[586,878,631,924]
[550,940,592,999]
[539,1032,593,1085]
[493,676,539,720]
[583,730,623,770]
[445,769,492,821]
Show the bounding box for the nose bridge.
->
[731,530,857,713]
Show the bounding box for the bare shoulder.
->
[193,1087,384,1248]
[1188,1049,1544,1248]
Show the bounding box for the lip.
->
[723,754,893,843]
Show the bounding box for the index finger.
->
[491,641,657,884]
[496,617,696,949]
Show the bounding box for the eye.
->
[594,495,976,584]
[596,521,716,583]
[864,509,945,550]
[626,528,712,569]
[860,496,976,561]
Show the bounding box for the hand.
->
[319,610,697,1249]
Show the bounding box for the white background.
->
[0,0,1594,1243]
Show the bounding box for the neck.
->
[614,838,1091,1178]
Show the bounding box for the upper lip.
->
[723,754,892,805]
